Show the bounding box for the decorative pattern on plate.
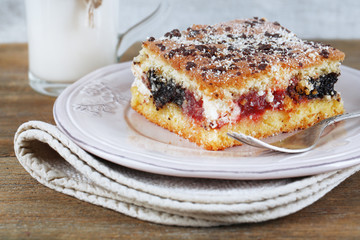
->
[72,79,129,116]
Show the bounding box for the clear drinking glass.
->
[25,0,168,96]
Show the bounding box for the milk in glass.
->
[26,0,119,94]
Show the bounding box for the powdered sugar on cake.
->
[143,17,342,89]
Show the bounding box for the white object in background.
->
[25,0,168,96]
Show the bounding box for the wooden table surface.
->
[1,41,359,239]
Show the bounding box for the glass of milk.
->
[25,0,167,96]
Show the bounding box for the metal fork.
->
[227,111,360,153]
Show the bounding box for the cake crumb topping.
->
[144,17,344,87]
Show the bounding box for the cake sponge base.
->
[131,86,344,151]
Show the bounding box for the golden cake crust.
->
[142,18,345,96]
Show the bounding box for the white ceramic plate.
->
[54,62,360,180]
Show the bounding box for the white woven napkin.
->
[14,121,360,227]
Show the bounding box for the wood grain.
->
[1,42,359,239]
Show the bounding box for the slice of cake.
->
[130,17,345,151]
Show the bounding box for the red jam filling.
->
[236,90,285,121]
[147,70,338,127]
[182,90,204,122]
[181,89,286,124]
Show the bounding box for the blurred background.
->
[1,0,360,45]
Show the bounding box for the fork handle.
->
[326,110,360,125]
